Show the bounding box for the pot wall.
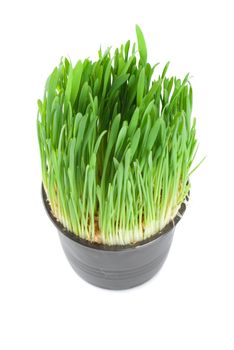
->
[58,228,174,290]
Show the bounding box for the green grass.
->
[37,25,200,245]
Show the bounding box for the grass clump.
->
[37,25,199,245]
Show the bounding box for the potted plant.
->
[37,26,201,290]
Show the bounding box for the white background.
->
[0,0,233,349]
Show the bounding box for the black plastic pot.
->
[42,186,187,290]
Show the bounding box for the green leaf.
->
[108,73,129,99]
[146,118,161,151]
[94,130,107,154]
[124,40,130,60]
[102,114,121,184]
[65,63,73,102]
[128,107,139,138]
[71,60,83,105]
[135,25,147,65]
[137,67,145,106]
[102,60,112,98]
[114,122,128,156]
[78,82,89,113]
[161,62,170,80]
[130,128,141,158]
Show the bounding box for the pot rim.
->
[42,185,188,251]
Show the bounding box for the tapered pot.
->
[42,186,187,290]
